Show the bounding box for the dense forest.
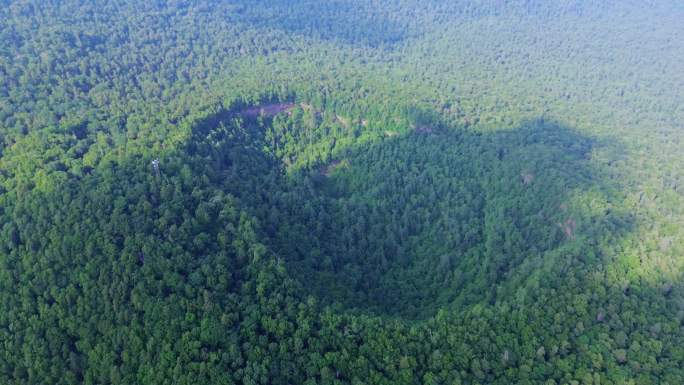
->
[1,1,684,384]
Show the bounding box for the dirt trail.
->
[241,103,296,118]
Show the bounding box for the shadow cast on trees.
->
[179,102,651,319]
[12,100,663,323]
[273,121,639,318]
[4,99,681,383]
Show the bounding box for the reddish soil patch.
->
[321,159,348,177]
[323,160,341,176]
[558,218,577,239]
[321,160,342,176]
[241,103,296,118]
[521,173,534,185]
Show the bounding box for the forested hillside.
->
[1,1,684,384]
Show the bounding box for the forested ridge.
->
[1,1,684,384]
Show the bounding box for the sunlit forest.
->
[1,1,684,384]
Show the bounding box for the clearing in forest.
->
[241,103,296,118]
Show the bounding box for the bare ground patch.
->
[241,103,296,118]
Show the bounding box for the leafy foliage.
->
[1,1,684,385]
